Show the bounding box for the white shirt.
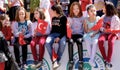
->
[0,0,5,8]
[10,0,21,6]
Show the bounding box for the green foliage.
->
[30,0,40,13]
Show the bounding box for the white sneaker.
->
[53,61,60,69]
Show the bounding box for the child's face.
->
[2,18,10,26]
[102,6,106,14]
[19,10,25,21]
[34,11,40,20]
[88,7,96,17]
[51,9,57,17]
[73,5,80,16]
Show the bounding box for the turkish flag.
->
[66,20,72,39]
[91,18,103,31]
[37,19,48,34]
[19,33,26,45]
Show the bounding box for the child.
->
[0,14,13,45]
[0,31,8,70]
[45,4,67,69]
[12,7,32,67]
[67,2,84,70]
[30,8,49,66]
[83,4,100,67]
[98,1,120,68]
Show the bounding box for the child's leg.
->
[22,37,32,64]
[76,38,83,62]
[98,34,107,61]
[107,34,117,63]
[68,39,74,62]
[22,44,27,64]
[90,39,98,62]
[0,62,5,70]
[57,36,66,62]
[84,39,92,58]
[14,38,21,66]
[45,34,56,61]
[38,36,47,61]
[30,38,38,61]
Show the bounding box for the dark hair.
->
[69,2,83,17]
[105,1,117,16]
[0,14,9,30]
[86,4,95,12]
[51,4,64,16]
[33,7,45,22]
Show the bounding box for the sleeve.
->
[59,16,67,39]
[45,22,51,35]
[12,22,20,37]
[24,20,32,38]
[67,17,72,27]
[111,15,120,30]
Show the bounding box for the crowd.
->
[0,0,120,70]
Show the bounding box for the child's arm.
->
[83,20,92,33]
[91,30,99,38]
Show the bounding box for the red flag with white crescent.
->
[37,19,48,34]
[66,20,72,39]
[91,18,103,31]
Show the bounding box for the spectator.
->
[67,2,84,70]
[98,1,120,68]
[8,0,24,23]
[45,4,67,69]
[83,4,100,67]
[12,7,32,67]
[30,8,50,67]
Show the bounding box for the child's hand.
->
[91,33,96,38]
[54,37,60,43]
[21,28,25,34]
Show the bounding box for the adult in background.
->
[94,0,104,17]
[8,0,24,23]
[80,0,92,17]
[59,0,70,16]
[0,0,8,14]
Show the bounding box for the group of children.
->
[0,1,120,70]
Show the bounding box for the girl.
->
[30,8,49,66]
[0,14,13,45]
[45,4,67,69]
[12,7,32,67]
[83,4,100,67]
[67,2,84,70]
[98,1,120,68]
[0,32,9,70]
